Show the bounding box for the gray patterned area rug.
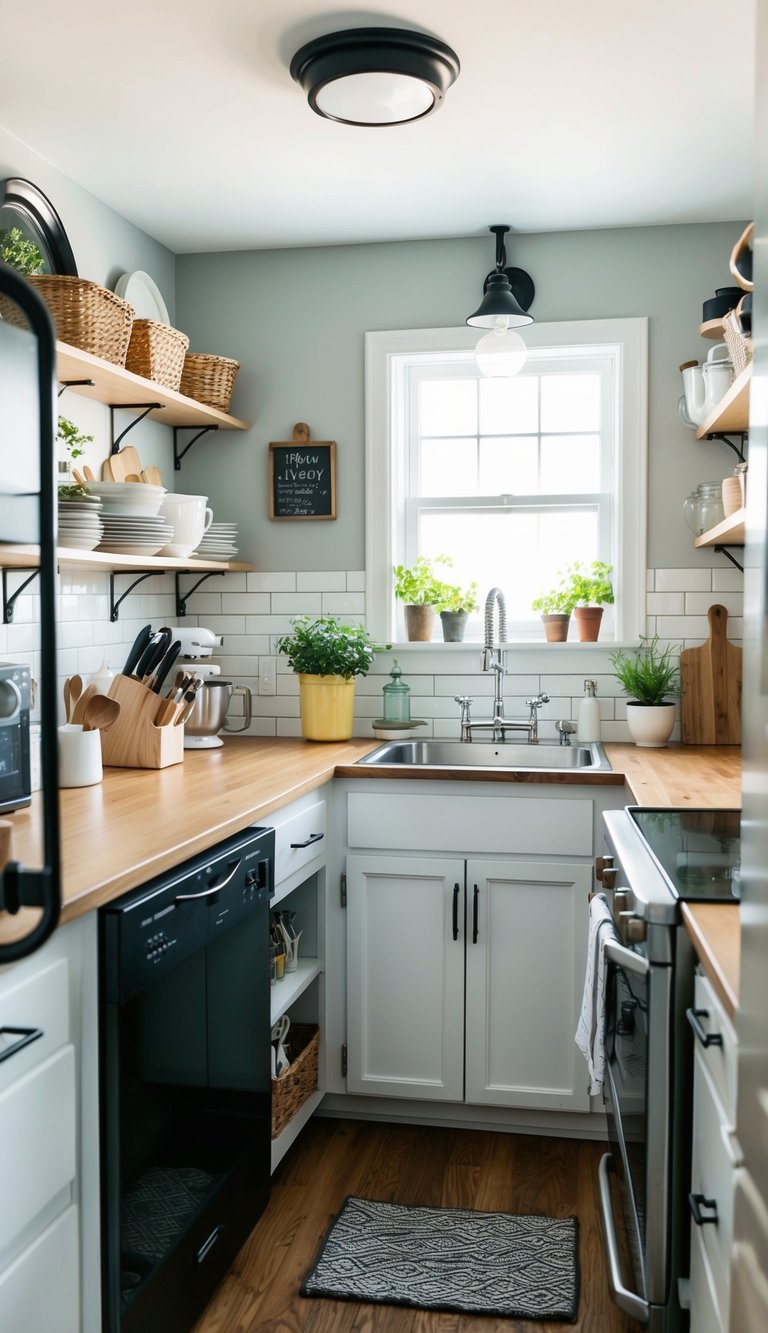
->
[301,1196,579,1322]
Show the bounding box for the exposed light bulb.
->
[475,322,527,377]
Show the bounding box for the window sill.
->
[376,640,636,653]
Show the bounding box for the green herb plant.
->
[276,616,378,679]
[610,635,682,705]
[532,560,615,615]
[393,554,454,606]
[0,226,44,277]
[439,580,480,614]
[57,415,93,464]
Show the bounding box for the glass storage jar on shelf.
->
[683,482,726,536]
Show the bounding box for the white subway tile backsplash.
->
[297,571,347,592]
[222,593,271,614]
[654,568,712,593]
[322,592,366,615]
[246,573,296,592]
[712,567,745,592]
[271,592,322,615]
[656,616,710,639]
[647,592,685,615]
[684,591,743,616]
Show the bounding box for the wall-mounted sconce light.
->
[467,225,534,376]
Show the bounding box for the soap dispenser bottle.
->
[577,679,601,742]
[382,661,411,722]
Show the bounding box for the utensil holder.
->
[58,724,103,787]
[101,674,184,769]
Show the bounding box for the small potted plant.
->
[438,579,479,642]
[567,561,614,641]
[532,561,614,642]
[610,634,682,747]
[393,554,452,641]
[276,615,377,740]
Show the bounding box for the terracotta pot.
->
[440,610,469,642]
[541,613,570,643]
[572,606,604,642]
[404,604,436,642]
[626,702,676,748]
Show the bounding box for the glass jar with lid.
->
[683,481,725,535]
[382,661,411,722]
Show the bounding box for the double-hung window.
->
[365,318,647,644]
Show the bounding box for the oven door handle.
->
[598,1153,650,1324]
[603,937,649,977]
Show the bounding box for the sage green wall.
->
[175,222,744,573]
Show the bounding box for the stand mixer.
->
[174,628,253,749]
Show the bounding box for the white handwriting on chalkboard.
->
[281,451,324,482]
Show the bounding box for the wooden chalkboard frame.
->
[268,424,337,520]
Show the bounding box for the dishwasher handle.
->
[175,859,242,903]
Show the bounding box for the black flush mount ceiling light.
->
[289,27,460,127]
[466,225,535,329]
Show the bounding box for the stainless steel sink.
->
[356,740,611,771]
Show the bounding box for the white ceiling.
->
[0,0,757,253]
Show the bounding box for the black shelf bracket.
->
[714,545,744,573]
[173,425,218,470]
[109,404,163,454]
[109,570,160,622]
[704,431,747,463]
[176,569,225,617]
[2,568,39,624]
[57,378,95,398]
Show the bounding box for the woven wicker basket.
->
[28,276,134,366]
[179,351,239,412]
[271,1023,319,1139]
[722,307,752,378]
[125,319,190,390]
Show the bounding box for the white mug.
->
[160,493,213,558]
[58,724,102,787]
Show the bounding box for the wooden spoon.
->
[142,467,163,487]
[68,674,83,721]
[71,468,87,487]
[83,466,96,482]
[63,678,71,723]
[82,695,121,733]
[71,682,97,725]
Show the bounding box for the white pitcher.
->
[681,360,733,426]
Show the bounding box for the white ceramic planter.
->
[626,702,676,748]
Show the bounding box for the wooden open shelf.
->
[0,543,252,574]
[699,317,727,341]
[56,341,249,430]
[694,508,746,549]
[695,363,751,438]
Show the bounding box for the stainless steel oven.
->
[597,807,740,1332]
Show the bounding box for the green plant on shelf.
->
[532,560,614,614]
[0,226,44,277]
[610,635,682,705]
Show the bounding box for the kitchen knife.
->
[150,641,182,694]
[122,624,153,676]
[135,627,172,682]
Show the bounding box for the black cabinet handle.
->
[452,882,459,940]
[290,832,324,849]
[0,1026,43,1065]
[686,1007,723,1048]
[472,884,479,943]
[689,1192,719,1226]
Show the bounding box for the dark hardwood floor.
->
[193,1119,638,1333]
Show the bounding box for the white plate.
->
[98,542,166,556]
[58,534,101,551]
[114,271,170,324]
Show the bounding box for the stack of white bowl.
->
[86,482,173,557]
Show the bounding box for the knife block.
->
[101,674,184,769]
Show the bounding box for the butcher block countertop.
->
[682,902,740,1022]
[0,738,742,953]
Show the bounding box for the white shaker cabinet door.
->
[346,854,465,1101]
[0,1205,79,1332]
[464,859,592,1112]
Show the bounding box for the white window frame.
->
[365,318,648,645]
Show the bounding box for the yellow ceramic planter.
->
[297,673,356,741]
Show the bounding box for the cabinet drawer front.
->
[691,1047,736,1328]
[0,1046,76,1255]
[347,792,593,856]
[0,958,69,1093]
[273,799,327,886]
[0,1204,79,1332]
[693,971,737,1121]
[689,1223,726,1333]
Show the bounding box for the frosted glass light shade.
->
[316,72,434,123]
[475,326,527,377]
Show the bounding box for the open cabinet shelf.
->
[694,508,746,549]
[695,363,751,438]
[56,340,249,430]
[0,544,252,574]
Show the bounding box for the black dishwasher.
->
[99,825,274,1333]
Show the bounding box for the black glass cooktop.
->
[629,807,741,902]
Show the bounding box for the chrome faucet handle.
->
[555,719,577,746]
[525,692,550,710]
[454,695,473,741]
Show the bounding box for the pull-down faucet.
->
[454,588,550,742]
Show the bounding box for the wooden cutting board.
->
[101,445,143,483]
[680,604,742,744]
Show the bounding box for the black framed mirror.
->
[0,178,77,277]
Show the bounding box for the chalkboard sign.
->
[269,424,337,520]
